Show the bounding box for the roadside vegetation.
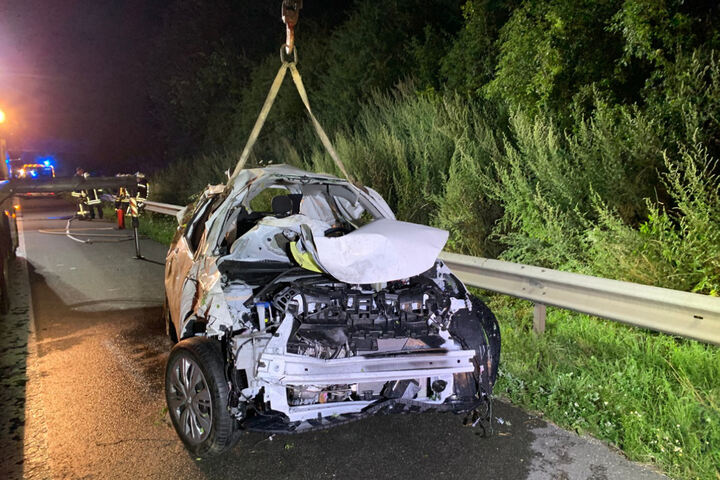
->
[491,297,720,480]
[146,1,720,477]
[101,206,177,247]
[133,211,177,247]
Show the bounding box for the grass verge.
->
[101,206,177,246]
[490,295,720,480]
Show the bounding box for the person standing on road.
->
[72,167,103,220]
[135,172,148,208]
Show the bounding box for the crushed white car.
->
[163,165,501,455]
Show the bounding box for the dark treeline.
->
[148,0,720,296]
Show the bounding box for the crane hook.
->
[282,0,303,55]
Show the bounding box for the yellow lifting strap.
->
[230,47,353,185]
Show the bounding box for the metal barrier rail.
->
[5,176,140,194]
[438,252,720,345]
[144,200,184,216]
[133,200,720,345]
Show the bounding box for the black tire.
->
[165,337,239,456]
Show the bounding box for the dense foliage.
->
[147,2,720,477]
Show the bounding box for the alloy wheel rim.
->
[168,356,212,444]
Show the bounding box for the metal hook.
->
[281,0,303,54]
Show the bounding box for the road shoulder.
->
[0,209,51,480]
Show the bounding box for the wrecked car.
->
[163,165,500,455]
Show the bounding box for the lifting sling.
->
[230,48,352,185]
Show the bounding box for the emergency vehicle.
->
[14,161,57,197]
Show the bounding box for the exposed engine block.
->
[271,276,451,357]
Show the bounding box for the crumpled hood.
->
[311,219,449,284]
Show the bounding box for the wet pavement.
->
[0,230,50,480]
[1,197,667,479]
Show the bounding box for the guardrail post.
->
[132,217,141,259]
[533,303,546,334]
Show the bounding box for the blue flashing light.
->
[36,155,55,167]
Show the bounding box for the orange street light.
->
[0,108,5,123]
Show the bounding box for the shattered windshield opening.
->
[218,177,384,256]
[249,186,292,213]
[213,174,404,299]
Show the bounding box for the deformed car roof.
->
[212,164,449,284]
[228,164,353,191]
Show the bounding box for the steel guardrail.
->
[143,200,184,216]
[134,200,720,345]
[7,176,140,193]
[438,252,720,345]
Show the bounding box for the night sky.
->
[0,0,165,174]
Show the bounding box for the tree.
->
[486,0,623,117]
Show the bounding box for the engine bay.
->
[214,261,499,432]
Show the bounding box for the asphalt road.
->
[2,197,667,480]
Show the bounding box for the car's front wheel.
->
[165,337,239,456]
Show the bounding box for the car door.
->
[165,195,217,337]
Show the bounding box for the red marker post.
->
[117,207,125,229]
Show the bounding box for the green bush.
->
[646,49,720,156]
[473,104,661,269]
[432,98,507,257]
[589,143,720,294]
[150,149,238,205]
[440,0,513,95]
[313,0,464,128]
[486,0,623,117]
[304,85,457,225]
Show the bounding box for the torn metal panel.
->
[164,232,195,337]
